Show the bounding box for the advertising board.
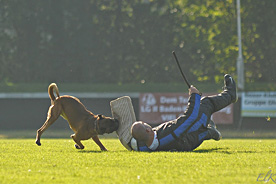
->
[139,93,233,125]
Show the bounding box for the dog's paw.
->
[74,144,84,149]
[36,140,41,146]
[75,144,81,149]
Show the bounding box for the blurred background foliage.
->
[0,0,275,91]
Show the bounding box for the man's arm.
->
[189,85,200,95]
[184,85,201,116]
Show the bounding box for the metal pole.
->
[236,0,244,91]
[236,0,244,130]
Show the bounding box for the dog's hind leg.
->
[71,133,85,149]
[36,104,61,146]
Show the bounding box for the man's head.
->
[131,121,153,142]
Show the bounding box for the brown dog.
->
[35,83,119,151]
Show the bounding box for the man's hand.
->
[189,85,200,95]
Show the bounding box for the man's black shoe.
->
[224,74,238,103]
[208,120,216,129]
[207,126,222,141]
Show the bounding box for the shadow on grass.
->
[194,147,276,154]
[78,149,131,153]
[78,150,103,153]
[192,148,231,154]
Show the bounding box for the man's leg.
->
[184,74,236,137]
[183,125,221,151]
[201,74,237,114]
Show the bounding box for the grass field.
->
[0,138,275,184]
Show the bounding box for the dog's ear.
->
[97,114,103,119]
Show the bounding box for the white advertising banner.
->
[241,92,276,117]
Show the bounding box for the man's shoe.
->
[208,120,216,129]
[207,126,222,141]
[223,74,238,103]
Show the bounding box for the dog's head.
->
[95,114,119,135]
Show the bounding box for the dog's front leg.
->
[71,134,85,149]
[92,135,107,151]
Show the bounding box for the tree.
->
[0,0,275,86]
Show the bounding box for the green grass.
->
[0,138,276,184]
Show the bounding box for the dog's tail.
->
[48,83,60,101]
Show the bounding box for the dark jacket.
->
[134,93,208,151]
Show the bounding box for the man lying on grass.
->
[130,74,237,151]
